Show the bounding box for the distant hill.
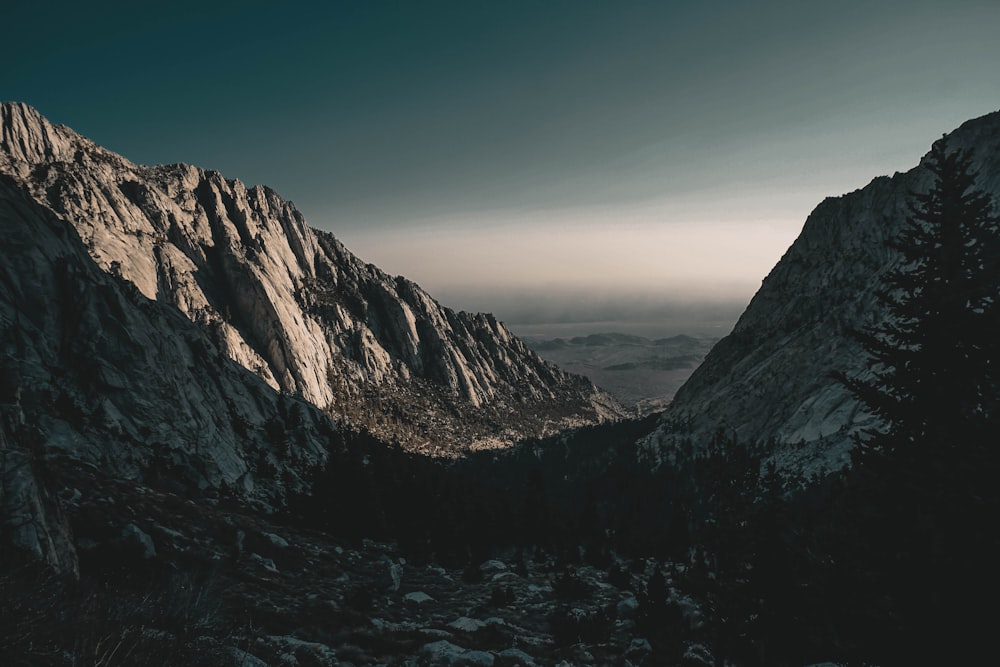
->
[523,332,718,415]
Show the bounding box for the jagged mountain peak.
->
[1,102,77,166]
[1,102,625,455]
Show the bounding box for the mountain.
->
[4,104,997,666]
[642,109,1000,473]
[0,102,625,458]
[0,104,663,663]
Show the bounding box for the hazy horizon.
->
[5,1,999,331]
[439,285,746,339]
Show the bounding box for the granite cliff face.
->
[0,103,624,456]
[643,109,1000,472]
[0,172,351,577]
[0,175,334,502]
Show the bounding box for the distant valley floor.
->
[512,324,722,416]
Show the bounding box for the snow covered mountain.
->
[0,102,624,458]
[642,109,1000,473]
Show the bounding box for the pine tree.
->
[831,138,1000,663]
[839,138,1000,460]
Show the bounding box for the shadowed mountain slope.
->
[643,109,1000,472]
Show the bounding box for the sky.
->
[4,0,1000,331]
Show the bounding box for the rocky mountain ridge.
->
[0,102,624,456]
[642,108,1000,472]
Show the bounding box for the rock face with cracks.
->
[0,102,625,456]
[0,172,335,528]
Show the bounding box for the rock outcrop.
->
[643,109,1000,473]
[0,175,334,507]
[0,102,624,455]
[0,448,79,577]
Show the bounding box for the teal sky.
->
[5,1,1000,326]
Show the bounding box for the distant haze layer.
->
[339,205,780,331]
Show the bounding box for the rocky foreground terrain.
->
[2,449,713,667]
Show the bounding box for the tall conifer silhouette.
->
[839,139,1000,460]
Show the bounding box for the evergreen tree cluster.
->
[839,139,1000,460]
[828,139,1000,664]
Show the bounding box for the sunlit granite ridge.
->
[0,102,625,457]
